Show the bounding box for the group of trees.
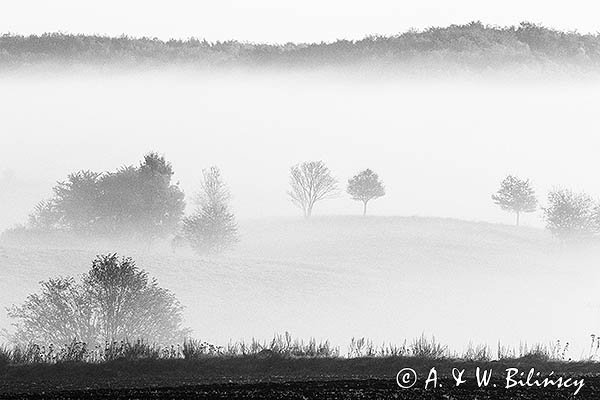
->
[492,175,600,241]
[20,153,600,248]
[288,161,385,218]
[22,153,238,255]
[2,23,600,69]
[21,155,389,253]
[6,161,385,347]
[28,153,185,240]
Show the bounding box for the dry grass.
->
[0,333,578,367]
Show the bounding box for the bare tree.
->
[492,175,537,226]
[347,169,385,216]
[288,161,338,218]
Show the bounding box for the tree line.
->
[13,154,385,254]
[8,153,600,252]
[2,22,600,68]
[17,153,238,255]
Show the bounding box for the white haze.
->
[2,70,600,231]
[2,68,600,357]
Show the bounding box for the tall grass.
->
[0,333,577,366]
[225,332,339,358]
[410,334,448,359]
[496,340,570,362]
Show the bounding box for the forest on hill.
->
[1,21,599,69]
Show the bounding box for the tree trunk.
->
[516,211,520,226]
[363,201,368,216]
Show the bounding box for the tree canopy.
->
[347,169,385,216]
[27,153,185,240]
[492,175,537,226]
[2,22,600,69]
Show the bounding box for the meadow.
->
[2,216,599,359]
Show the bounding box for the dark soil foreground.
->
[1,358,598,399]
[1,378,598,400]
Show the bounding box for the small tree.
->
[182,167,238,254]
[7,254,188,345]
[347,169,385,216]
[288,161,338,218]
[543,189,598,241]
[492,175,537,226]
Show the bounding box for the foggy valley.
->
[2,66,600,361]
[4,1,600,396]
[2,69,600,230]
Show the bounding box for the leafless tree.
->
[288,161,338,218]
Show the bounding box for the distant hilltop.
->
[1,21,599,70]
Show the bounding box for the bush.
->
[543,189,599,241]
[7,254,190,345]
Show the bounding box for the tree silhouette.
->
[288,161,338,218]
[25,152,185,241]
[7,254,188,345]
[182,167,238,254]
[492,175,537,226]
[347,169,385,216]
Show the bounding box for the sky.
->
[2,0,600,43]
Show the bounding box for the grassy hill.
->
[1,216,598,356]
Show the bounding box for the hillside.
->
[1,216,599,355]
[2,22,600,70]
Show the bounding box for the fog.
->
[2,69,600,231]
[3,68,600,357]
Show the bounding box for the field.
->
[0,357,599,399]
[1,216,599,357]
[2,217,600,397]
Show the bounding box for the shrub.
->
[7,254,190,345]
[543,189,598,241]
